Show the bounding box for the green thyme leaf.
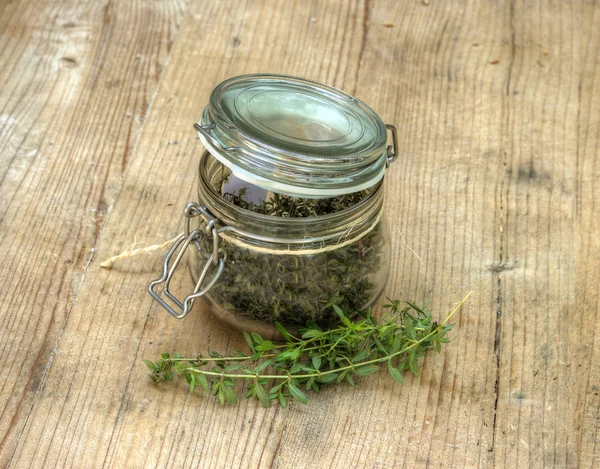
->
[354,365,380,376]
[387,361,404,384]
[288,381,308,404]
[255,383,270,408]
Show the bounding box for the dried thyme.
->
[195,188,384,328]
[223,188,369,217]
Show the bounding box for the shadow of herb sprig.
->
[145,293,471,407]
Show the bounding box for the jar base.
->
[188,261,388,342]
[200,295,290,341]
[194,289,387,343]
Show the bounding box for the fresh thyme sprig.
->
[145,293,471,407]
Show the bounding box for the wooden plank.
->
[575,3,600,464]
[0,0,188,466]
[491,2,600,468]
[278,0,508,467]
[7,1,372,467]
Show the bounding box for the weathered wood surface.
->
[0,0,598,467]
[0,0,189,466]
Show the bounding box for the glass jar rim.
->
[197,151,384,249]
[197,74,391,198]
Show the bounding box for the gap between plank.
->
[490,176,505,454]
[490,0,516,454]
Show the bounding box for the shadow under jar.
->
[149,74,398,340]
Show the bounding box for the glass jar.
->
[149,74,398,339]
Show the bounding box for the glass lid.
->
[196,74,391,198]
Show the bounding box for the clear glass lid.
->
[196,74,391,198]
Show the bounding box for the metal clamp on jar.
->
[149,74,398,338]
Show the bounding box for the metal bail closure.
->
[385,124,399,167]
[148,203,226,319]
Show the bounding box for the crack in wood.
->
[490,1,517,454]
[490,176,505,455]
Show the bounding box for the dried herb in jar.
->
[196,186,385,329]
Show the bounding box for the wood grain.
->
[6,1,372,467]
[491,2,599,467]
[0,0,188,466]
[0,0,598,468]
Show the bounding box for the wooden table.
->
[1,0,598,467]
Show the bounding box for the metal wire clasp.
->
[385,124,399,167]
[148,202,227,319]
